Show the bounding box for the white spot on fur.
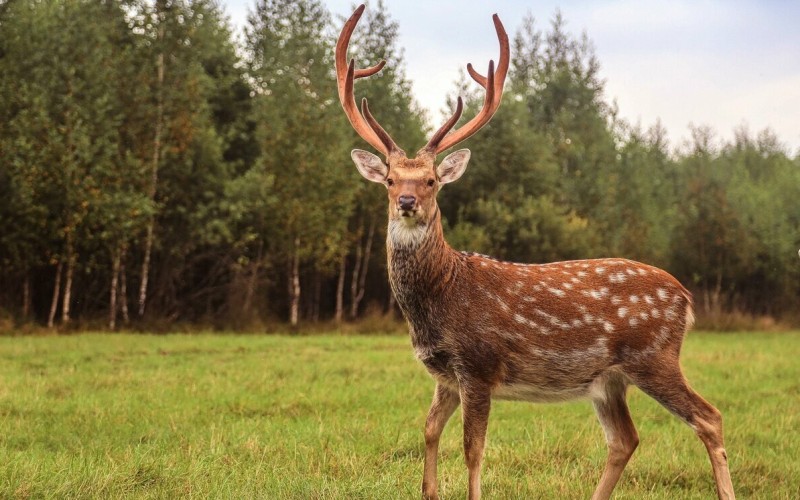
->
[586,287,609,300]
[595,266,606,274]
[562,282,574,290]
[629,317,639,327]
[629,295,640,303]
[644,294,654,305]
[611,295,622,305]
[494,294,511,312]
[640,312,650,321]
[534,308,571,329]
[523,296,536,302]
[603,321,615,333]
[609,272,627,283]
[514,314,543,332]
[577,271,588,278]
[617,307,628,318]
[548,287,566,298]
[657,288,670,301]
[626,268,638,276]
[651,308,661,318]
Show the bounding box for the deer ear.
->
[436,149,471,184]
[351,149,388,183]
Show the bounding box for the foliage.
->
[0,3,797,327]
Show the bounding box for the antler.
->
[335,4,402,157]
[423,14,509,155]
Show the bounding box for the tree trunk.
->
[335,254,346,325]
[47,262,63,329]
[350,216,376,319]
[139,17,165,318]
[387,289,396,317]
[138,225,154,317]
[109,247,121,330]
[243,239,263,315]
[119,250,130,325]
[22,273,31,320]
[311,271,321,323]
[349,218,364,319]
[61,239,75,325]
[289,238,301,329]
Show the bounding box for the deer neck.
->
[386,207,460,324]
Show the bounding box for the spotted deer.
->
[336,5,734,500]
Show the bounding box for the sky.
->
[222,0,800,154]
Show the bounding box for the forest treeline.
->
[1,0,798,331]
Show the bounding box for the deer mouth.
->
[398,206,419,218]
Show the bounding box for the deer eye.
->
[386,178,394,186]
[427,179,435,187]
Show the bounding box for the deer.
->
[336,5,735,500]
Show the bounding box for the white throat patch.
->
[388,219,428,248]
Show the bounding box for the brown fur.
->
[386,198,734,500]
[336,6,734,499]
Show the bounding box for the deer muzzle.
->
[398,195,417,215]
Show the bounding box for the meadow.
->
[0,331,798,499]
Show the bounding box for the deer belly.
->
[492,381,594,402]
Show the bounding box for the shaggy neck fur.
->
[387,208,462,336]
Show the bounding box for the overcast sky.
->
[222,0,800,154]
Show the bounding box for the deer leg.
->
[590,374,639,500]
[633,368,735,500]
[422,383,460,500]
[459,384,491,500]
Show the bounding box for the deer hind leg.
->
[590,373,639,500]
[632,366,735,500]
[459,384,491,500]
[422,383,460,500]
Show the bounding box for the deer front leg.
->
[460,384,491,500]
[422,383,460,499]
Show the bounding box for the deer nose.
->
[398,195,416,211]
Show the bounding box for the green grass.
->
[0,332,798,499]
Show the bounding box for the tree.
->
[245,0,356,327]
[126,0,244,320]
[0,0,144,327]
[439,12,598,264]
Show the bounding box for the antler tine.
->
[422,96,464,154]
[425,61,495,155]
[355,60,386,79]
[361,98,402,155]
[466,63,488,89]
[431,13,510,154]
[335,4,399,157]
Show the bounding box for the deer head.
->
[337,5,509,234]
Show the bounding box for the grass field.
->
[1,331,798,499]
